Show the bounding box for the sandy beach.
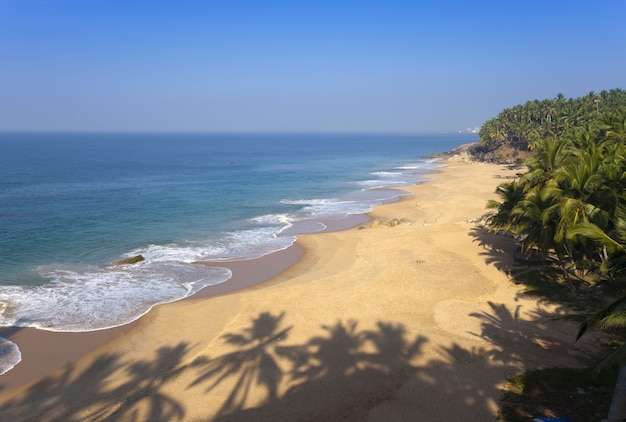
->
[0,157,600,421]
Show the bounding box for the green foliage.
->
[486,106,626,286]
[479,89,626,151]
[483,91,626,420]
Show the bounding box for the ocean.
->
[0,132,474,374]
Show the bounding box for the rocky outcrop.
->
[370,218,412,228]
[115,255,145,265]
[434,142,530,166]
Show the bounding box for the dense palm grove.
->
[479,88,626,152]
[483,90,626,419]
[483,88,626,369]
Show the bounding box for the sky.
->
[1,0,624,133]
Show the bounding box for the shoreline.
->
[0,157,601,420]
[0,243,306,391]
[0,197,372,391]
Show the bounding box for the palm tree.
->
[599,108,626,143]
[485,180,526,233]
[482,90,626,419]
[511,188,560,258]
[520,137,571,194]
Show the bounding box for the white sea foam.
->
[370,171,404,177]
[0,336,21,376]
[355,166,435,189]
[215,229,296,260]
[0,228,297,373]
[356,179,408,188]
[281,197,375,219]
[129,229,296,263]
[0,263,232,332]
[280,198,339,206]
[395,160,443,170]
[248,213,293,226]
[0,226,297,335]
[280,159,442,221]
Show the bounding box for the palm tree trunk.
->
[557,257,576,290]
[604,365,626,421]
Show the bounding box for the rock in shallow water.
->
[115,254,145,265]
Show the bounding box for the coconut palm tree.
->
[511,188,560,258]
[520,137,571,194]
[599,108,626,143]
[485,180,526,233]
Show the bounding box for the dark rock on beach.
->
[432,142,531,167]
[115,255,145,265]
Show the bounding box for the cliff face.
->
[438,142,531,166]
[466,142,532,165]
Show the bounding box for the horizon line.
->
[0,129,480,135]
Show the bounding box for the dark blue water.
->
[0,132,474,373]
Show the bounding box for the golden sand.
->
[0,157,599,421]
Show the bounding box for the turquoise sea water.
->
[0,132,475,373]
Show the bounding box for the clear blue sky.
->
[1,0,624,133]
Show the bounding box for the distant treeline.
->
[479,88,626,152]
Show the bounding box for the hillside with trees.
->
[469,88,626,164]
[480,89,626,420]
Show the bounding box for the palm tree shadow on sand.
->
[468,226,588,305]
[0,307,598,421]
[0,343,193,421]
[468,301,597,369]
[189,310,594,421]
[190,313,428,421]
[188,311,291,415]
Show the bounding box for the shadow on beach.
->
[0,303,596,421]
[469,226,579,308]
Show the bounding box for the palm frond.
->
[569,222,625,254]
[593,311,626,330]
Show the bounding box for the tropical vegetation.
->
[481,89,626,419]
[475,88,626,164]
